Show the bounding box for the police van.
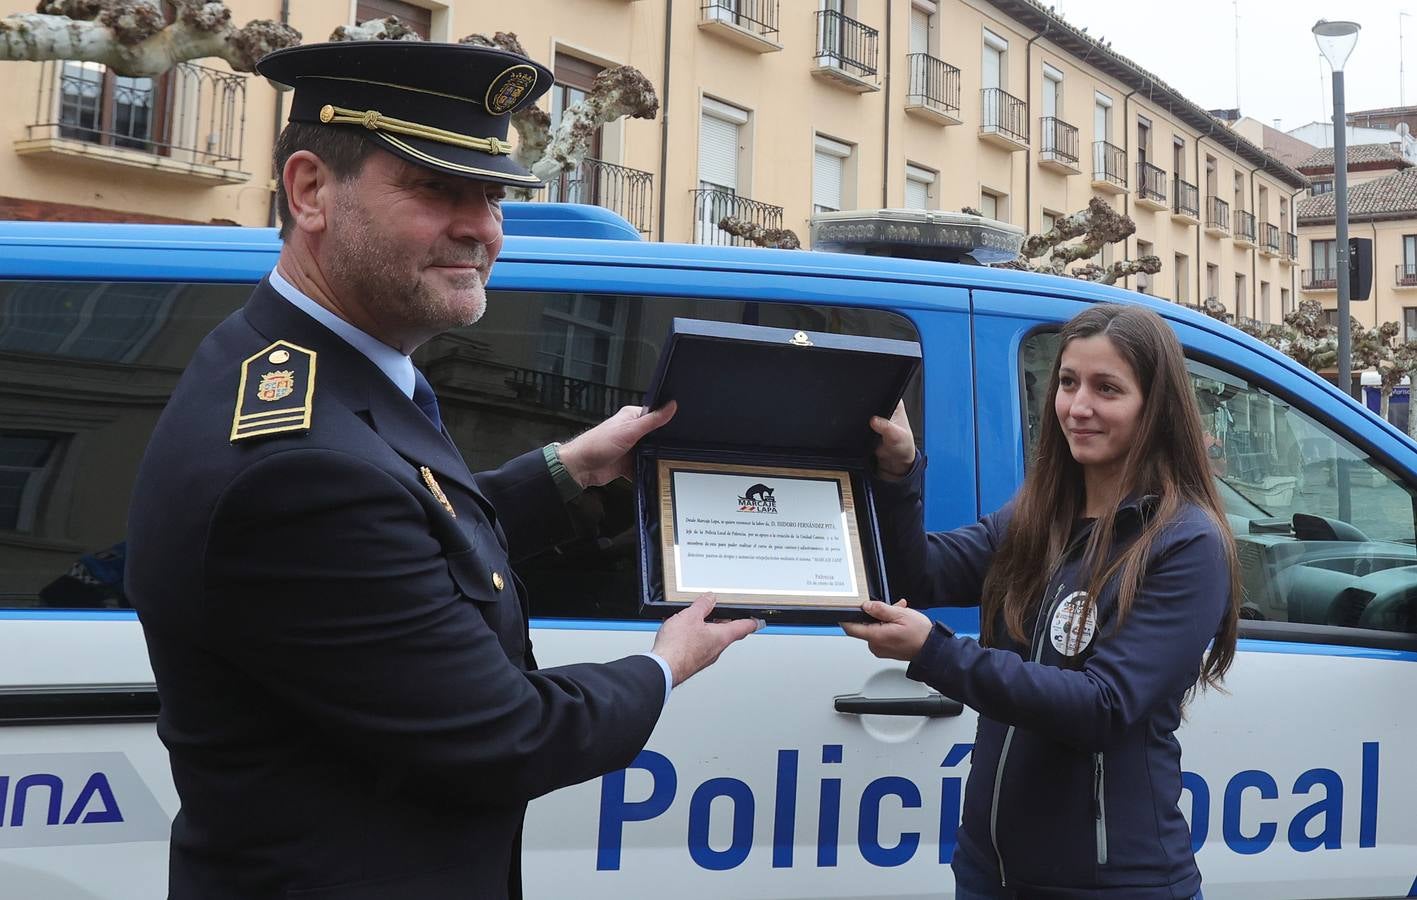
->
[0,205,1413,900]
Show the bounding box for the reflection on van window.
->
[0,281,248,610]
[1021,332,1417,639]
[0,283,921,621]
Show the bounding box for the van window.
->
[445,290,923,620]
[1021,331,1417,641]
[0,281,921,620]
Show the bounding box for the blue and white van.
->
[0,205,1413,899]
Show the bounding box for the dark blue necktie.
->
[411,369,443,432]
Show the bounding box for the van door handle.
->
[833,693,964,717]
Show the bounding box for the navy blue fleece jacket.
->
[874,453,1231,899]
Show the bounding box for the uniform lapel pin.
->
[420,466,456,518]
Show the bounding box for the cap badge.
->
[421,466,456,518]
[257,371,296,402]
[486,64,539,115]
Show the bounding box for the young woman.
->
[844,304,1239,900]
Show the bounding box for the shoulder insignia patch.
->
[231,340,317,443]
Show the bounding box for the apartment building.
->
[1297,144,1417,340]
[0,0,1307,321]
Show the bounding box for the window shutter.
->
[909,9,929,54]
[814,150,844,211]
[698,111,740,190]
[904,178,928,209]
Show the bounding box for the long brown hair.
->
[980,304,1240,690]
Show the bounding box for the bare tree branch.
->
[1084,255,1161,286]
[328,16,421,42]
[717,216,801,249]
[0,0,299,75]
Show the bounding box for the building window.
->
[979,189,1005,222]
[1137,115,1152,168]
[1403,234,1417,282]
[1281,287,1292,316]
[58,60,172,155]
[1405,307,1417,342]
[813,134,853,214]
[1206,263,1219,301]
[1323,308,1339,327]
[1042,63,1063,121]
[1280,196,1290,234]
[1094,91,1112,143]
[1233,172,1246,211]
[982,29,1007,92]
[1172,136,1186,180]
[1205,155,1218,195]
[1260,280,1271,322]
[696,97,749,243]
[1174,253,1189,303]
[536,294,626,387]
[1235,273,1248,319]
[0,432,61,533]
[1311,238,1337,274]
[909,0,936,55]
[1042,210,1060,233]
[0,282,177,362]
[355,1,433,38]
[1136,240,1153,293]
[904,163,935,209]
[1311,180,1333,196]
[548,54,606,204]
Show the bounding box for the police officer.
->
[125,40,759,900]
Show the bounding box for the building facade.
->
[0,0,1308,322]
[1297,144,1417,343]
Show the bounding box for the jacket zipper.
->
[1094,752,1109,865]
[990,580,1067,888]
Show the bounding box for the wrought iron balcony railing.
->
[981,88,1028,144]
[1173,177,1199,219]
[906,53,960,118]
[506,368,644,420]
[1302,268,1337,290]
[700,0,779,40]
[1285,232,1299,259]
[814,9,879,79]
[1092,141,1126,187]
[1234,210,1257,243]
[691,187,785,246]
[1040,116,1079,166]
[1137,161,1167,203]
[1206,196,1230,231]
[1398,263,1417,287]
[30,59,246,167]
[1262,223,1281,254]
[545,157,654,234]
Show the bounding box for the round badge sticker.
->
[1049,591,1097,656]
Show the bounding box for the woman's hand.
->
[841,599,934,661]
[870,400,916,479]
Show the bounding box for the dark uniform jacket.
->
[873,453,1229,899]
[126,280,664,900]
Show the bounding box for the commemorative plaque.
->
[635,318,921,623]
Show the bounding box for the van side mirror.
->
[1348,237,1373,301]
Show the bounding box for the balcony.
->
[1260,223,1281,257]
[1282,232,1299,265]
[18,59,249,184]
[691,187,785,246]
[544,157,654,234]
[1172,178,1200,224]
[507,368,645,421]
[1039,117,1079,174]
[1205,196,1230,236]
[1091,141,1126,192]
[1135,162,1167,210]
[1302,268,1337,291]
[904,53,960,125]
[699,0,781,52]
[812,9,879,92]
[1234,210,1257,247]
[1397,264,1417,288]
[979,88,1028,150]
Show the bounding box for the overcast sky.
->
[1049,0,1412,131]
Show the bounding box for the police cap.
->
[257,41,554,187]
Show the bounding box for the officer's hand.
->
[841,599,933,661]
[558,401,676,488]
[869,400,917,479]
[652,592,762,687]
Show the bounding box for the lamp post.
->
[1313,19,1360,399]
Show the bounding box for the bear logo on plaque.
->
[737,483,777,513]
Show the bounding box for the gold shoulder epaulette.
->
[231,341,317,443]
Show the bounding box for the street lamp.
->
[1314,19,1360,523]
[1313,19,1360,401]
